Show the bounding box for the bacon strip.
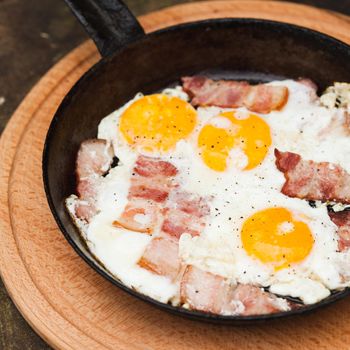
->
[114,156,178,234]
[129,181,169,203]
[181,76,289,113]
[230,284,288,316]
[180,265,237,314]
[329,210,350,252]
[137,189,210,282]
[74,139,113,221]
[161,191,210,240]
[138,237,181,280]
[134,156,178,177]
[275,149,350,204]
[76,139,113,178]
[180,265,289,315]
[129,156,177,203]
[138,191,210,278]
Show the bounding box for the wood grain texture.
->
[1,1,350,349]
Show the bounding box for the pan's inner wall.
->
[44,19,350,318]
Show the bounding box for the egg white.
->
[266,80,350,173]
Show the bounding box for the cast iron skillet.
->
[43,0,350,324]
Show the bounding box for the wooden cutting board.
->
[1,1,350,349]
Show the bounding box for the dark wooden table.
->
[0,0,349,348]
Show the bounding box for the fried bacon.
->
[129,181,170,203]
[134,156,178,177]
[76,139,113,178]
[74,139,113,221]
[180,265,290,315]
[138,237,182,280]
[136,190,210,284]
[329,210,350,252]
[161,191,210,240]
[230,284,288,316]
[129,156,177,203]
[180,265,237,314]
[113,199,160,234]
[117,155,211,239]
[115,156,178,234]
[275,149,350,204]
[137,191,210,278]
[181,76,289,113]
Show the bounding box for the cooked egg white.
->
[266,80,350,173]
[67,81,350,308]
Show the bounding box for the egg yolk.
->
[119,94,197,153]
[198,111,271,171]
[241,207,314,270]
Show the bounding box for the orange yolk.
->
[119,94,197,153]
[198,111,271,171]
[241,207,314,270]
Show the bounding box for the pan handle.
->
[64,0,145,57]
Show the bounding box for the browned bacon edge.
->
[274,149,350,204]
[74,139,113,222]
[329,210,350,252]
[181,76,289,114]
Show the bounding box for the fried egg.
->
[119,94,197,153]
[241,207,314,270]
[198,111,271,171]
[68,80,350,308]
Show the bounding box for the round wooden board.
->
[1,1,350,349]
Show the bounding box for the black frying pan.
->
[43,0,350,324]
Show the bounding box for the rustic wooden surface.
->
[1,0,350,349]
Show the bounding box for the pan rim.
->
[42,17,350,323]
